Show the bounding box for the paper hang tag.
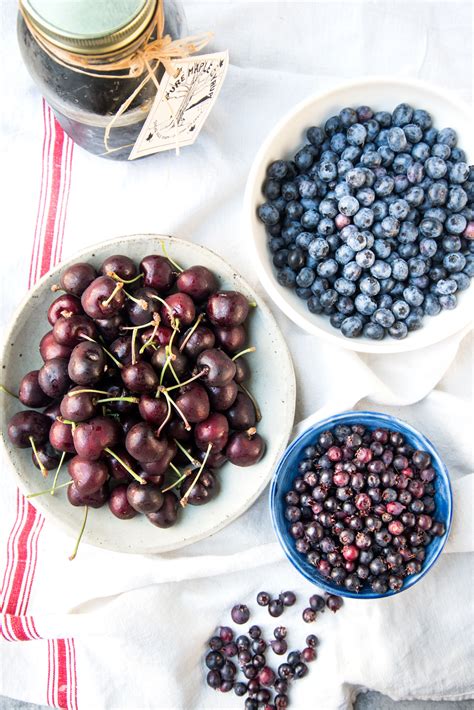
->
[128,50,229,160]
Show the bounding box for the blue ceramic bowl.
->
[270,410,453,599]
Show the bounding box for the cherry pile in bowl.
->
[6,250,265,535]
[284,423,446,594]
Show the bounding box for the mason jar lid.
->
[20,0,157,54]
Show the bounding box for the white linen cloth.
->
[0,1,473,708]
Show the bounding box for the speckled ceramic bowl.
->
[270,410,452,598]
[0,234,296,554]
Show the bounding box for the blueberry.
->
[356,188,376,207]
[334,277,356,296]
[437,127,457,147]
[434,279,457,295]
[301,209,320,230]
[311,277,329,296]
[335,182,351,199]
[431,143,451,160]
[413,109,432,130]
[346,123,367,147]
[336,296,355,315]
[295,232,314,250]
[307,237,328,259]
[335,244,356,265]
[320,289,338,309]
[425,156,447,179]
[343,261,362,281]
[287,248,305,271]
[419,239,437,258]
[330,312,346,328]
[387,127,408,152]
[403,285,424,307]
[357,105,374,122]
[393,153,413,174]
[355,293,377,315]
[411,142,430,161]
[389,199,409,221]
[317,217,335,236]
[296,287,312,300]
[378,294,393,309]
[373,240,391,259]
[443,253,466,273]
[392,103,414,127]
[361,151,382,168]
[320,149,339,164]
[429,266,447,282]
[263,179,281,200]
[296,267,316,288]
[258,203,280,225]
[307,296,323,314]
[419,218,443,239]
[327,234,340,251]
[374,176,395,197]
[392,300,410,320]
[363,322,385,339]
[373,308,395,328]
[286,201,304,220]
[381,216,400,237]
[424,293,441,316]
[342,146,361,162]
[445,214,467,234]
[379,277,396,294]
[340,224,358,242]
[424,127,438,146]
[277,267,296,288]
[341,316,364,337]
[353,208,374,229]
[360,276,381,296]
[405,186,424,206]
[424,207,447,223]
[346,232,367,252]
[398,244,418,259]
[273,249,289,268]
[452,272,470,291]
[318,161,337,182]
[372,200,388,220]
[407,162,424,184]
[451,148,467,162]
[338,107,357,127]
[267,160,288,179]
[331,132,347,153]
[298,179,318,199]
[356,249,376,269]
[427,181,448,205]
[325,115,341,136]
[411,275,429,290]
[337,159,353,177]
[338,195,359,216]
[269,237,285,253]
[362,168,376,187]
[346,168,366,189]
[307,126,325,146]
[295,148,314,170]
[319,198,338,218]
[389,321,408,339]
[408,258,427,278]
[403,124,423,143]
[447,186,467,212]
[394,175,410,193]
[465,258,474,278]
[317,259,339,278]
[374,111,392,128]
[398,221,418,243]
[439,294,457,309]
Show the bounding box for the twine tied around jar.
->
[20,1,212,156]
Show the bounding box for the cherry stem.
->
[56,417,77,428]
[131,327,138,365]
[103,447,145,485]
[69,505,88,561]
[0,384,19,399]
[107,271,143,285]
[51,451,66,495]
[50,284,62,292]
[248,300,257,308]
[123,288,148,310]
[161,466,192,494]
[159,328,180,387]
[121,319,158,331]
[160,240,183,273]
[162,390,191,430]
[156,397,172,438]
[29,436,48,477]
[246,426,257,437]
[96,396,140,404]
[239,383,262,422]
[173,439,200,466]
[67,388,109,397]
[149,294,179,330]
[101,281,124,308]
[163,369,205,393]
[27,479,73,498]
[79,335,123,369]
[232,346,256,361]
[180,443,212,508]
[139,316,161,354]
[178,313,204,353]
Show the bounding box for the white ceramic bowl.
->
[0,235,296,553]
[244,77,474,353]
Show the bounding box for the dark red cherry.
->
[207,291,250,327]
[67,482,108,508]
[207,381,238,412]
[100,255,137,281]
[126,481,164,513]
[81,276,125,319]
[19,370,52,408]
[47,294,82,325]
[151,345,188,379]
[31,442,61,472]
[120,413,141,435]
[197,349,236,387]
[226,429,265,466]
[125,422,169,463]
[234,358,250,384]
[68,456,109,495]
[110,336,133,366]
[38,358,71,398]
[197,448,227,469]
[72,416,120,460]
[179,325,215,359]
[139,471,165,486]
[227,392,256,430]
[49,419,76,453]
[147,491,179,527]
[180,469,219,505]
[214,326,246,354]
[139,325,172,349]
[39,331,73,362]
[167,418,192,442]
[43,401,61,421]
[161,293,196,328]
[53,315,98,346]
[95,314,124,343]
[176,265,218,301]
[138,394,169,425]
[140,255,175,292]
[126,286,160,326]
[60,387,97,422]
[194,413,229,452]
[7,410,51,448]
[68,341,106,385]
[60,262,96,296]
[104,447,137,482]
[175,382,210,423]
[139,439,177,476]
[108,485,138,519]
[121,362,158,393]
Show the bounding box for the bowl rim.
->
[269,409,453,599]
[244,74,474,354]
[0,233,297,553]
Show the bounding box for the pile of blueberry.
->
[284,423,446,594]
[205,590,343,708]
[257,103,474,340]
[6,250,265,552]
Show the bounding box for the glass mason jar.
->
[18,0,186,160]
